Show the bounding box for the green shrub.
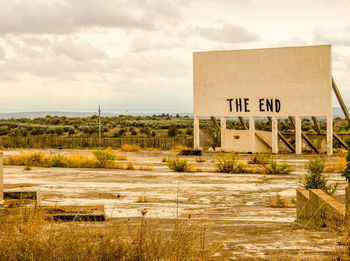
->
[264,159,293,174]
[215,153,244,174]
[303,157,338,195]
[167,157,193,172]
[54,127,64,135]
[0,126,9,136]
[167,125,178,137]
[186,128,193,135]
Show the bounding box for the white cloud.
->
[313,26,350,46]
[52,39,108,61]
[0,0,181,35]
[0,46,5,59]
[129,35,180,53]
[193,24,260,43]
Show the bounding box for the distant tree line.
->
[0,115,347,138]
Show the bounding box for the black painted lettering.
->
[266,99,273,112]
[227,99,233,112]
[244,98,250,112]
[259,99,265,112]
[275,99,281,113]
[235,98,242,112]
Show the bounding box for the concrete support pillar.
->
[295,116,302,154]
[271,116,278,154]
[194,116,200,149]
[249,116,255,153]
[0,152,3,202]
[220,116,226,148]
[327,115,333,155]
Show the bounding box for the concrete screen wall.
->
[193,45,332,117]
[193,45,333,154]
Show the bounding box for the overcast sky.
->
[1,0,350,114]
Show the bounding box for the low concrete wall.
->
[297,189,346,227]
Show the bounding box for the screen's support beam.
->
[327,115,333,155]
[249,117,255,153]
[295,116,302,154]
[220,116,226,149]
[311,116,322,134]
[313,115,347,149]
[210,116,221,148]
[332,77,350,124]
[271,117,278,154]
[334,133,348,149]
[267,117,295,152]
[288,116,319,153]
[210,116,220,132]
[194,116,200,149]
[238,117,248,130]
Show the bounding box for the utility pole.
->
[98,105,101,147]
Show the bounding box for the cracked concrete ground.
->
[1,149,348,260]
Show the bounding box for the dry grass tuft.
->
[4,149,133,170]
[170,145,191,152]
[138,164,153,171]
[121,144,141,152]
[324,157,346,173]
[195,157,206,163]
[268,193,295,208]
[136,195,149,203]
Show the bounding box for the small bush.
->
[263,159,294,174]
[303,157,338,195]
[167,157,193,172]
[121,144,141,152]
[215,153,245,174]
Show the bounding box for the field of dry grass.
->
[0,207,217,261]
